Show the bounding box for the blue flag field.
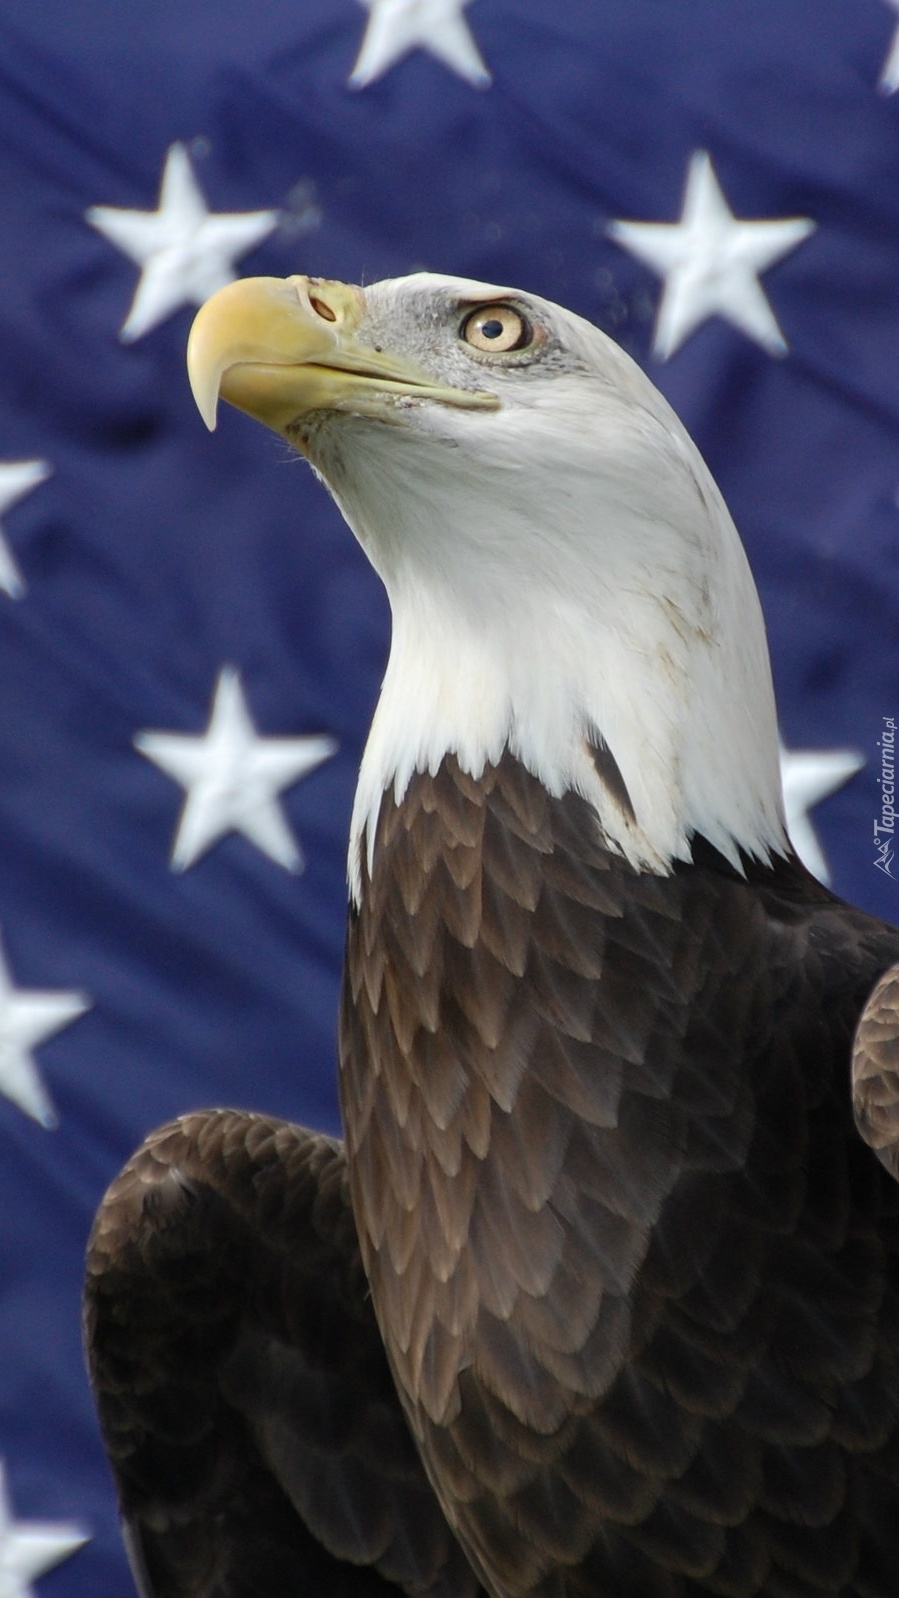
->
[0,3,898,1592]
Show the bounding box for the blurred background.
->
[0,2,897,1591]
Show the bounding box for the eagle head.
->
[188,271,788,899]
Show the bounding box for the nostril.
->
[309,295,337,323]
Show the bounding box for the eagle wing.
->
[853,960,899,1179]
[84,1110,485,1598]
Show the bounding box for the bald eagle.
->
[86,272,899,1598]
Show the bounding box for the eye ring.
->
[460,304,533,355]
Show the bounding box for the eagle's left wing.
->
[85,1110,485,1598]
[852,962,899,1180]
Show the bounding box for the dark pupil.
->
[480,318,505,340]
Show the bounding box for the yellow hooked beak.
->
[187,274,499,437]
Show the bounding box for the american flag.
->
[0,2,898,1592]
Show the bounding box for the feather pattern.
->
[852,961,899,1178]
[84,1110,486,1598]
[340,749,899,1597]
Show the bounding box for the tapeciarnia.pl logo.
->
[874,716,896,878]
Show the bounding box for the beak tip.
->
[187,354,221,432]
[187,300,229,432]
[187,376,220,432]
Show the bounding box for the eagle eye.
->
[460,304,532,355]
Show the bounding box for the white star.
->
[880,0,899,92]
[608,151,815,360]
[0,461,51,600]
[0,936,89,1130]
[779,739,864,885]
[349,0,491,89]
[135,667,337,872]
[0,1459,88,1598]
[86,143,279,342]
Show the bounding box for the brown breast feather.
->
[340,749,899,1597]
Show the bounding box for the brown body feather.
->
[853,963,899,1181]
[85,1110,485,1598]
[340,751,899,1598]
[86,748,899,1597]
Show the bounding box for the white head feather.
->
[291,272,788,903]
